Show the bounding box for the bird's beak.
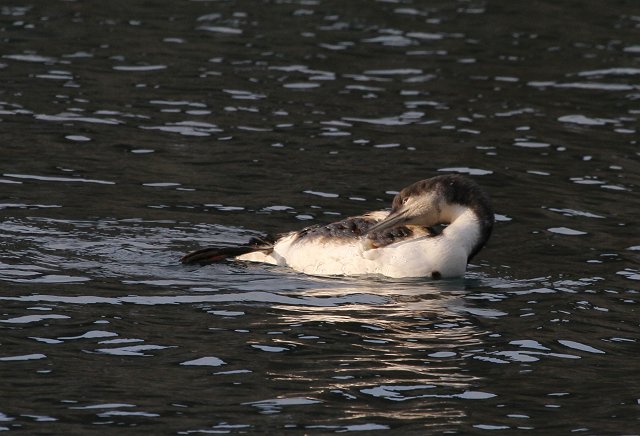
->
[366,208,411,234]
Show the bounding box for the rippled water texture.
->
[2,1,639,434]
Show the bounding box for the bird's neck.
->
[441,204,492,261]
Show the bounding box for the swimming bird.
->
[181,174,494,278]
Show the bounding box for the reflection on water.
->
[2,0,640,433]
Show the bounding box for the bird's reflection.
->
[241,275,491,422]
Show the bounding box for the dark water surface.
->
[2,0,639,434]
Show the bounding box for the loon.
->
[181,174,494,279]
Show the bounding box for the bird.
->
[181,174,494,279]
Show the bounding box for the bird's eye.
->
[402,197,409,205]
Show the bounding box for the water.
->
[1,0,639,433]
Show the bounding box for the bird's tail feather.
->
[181,236,274,265]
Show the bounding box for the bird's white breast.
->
[245,231,468,279]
